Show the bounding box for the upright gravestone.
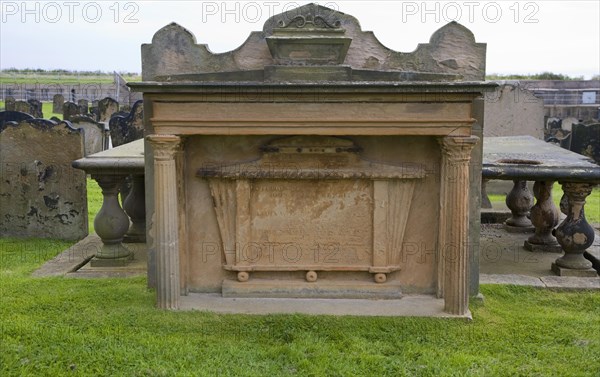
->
[14,101,30,114]
[69,115,106,155]
[483,84,544,138]
[109,100,144,147]
[53,94,64,113]
[27,99,43,118]
[98,97,119,122]
[570,123,600,163]
[90,100,99,119]
[63,101,79,121]
[78,99,89,115]
[0,119,88,240]
[5,96,16,111]
[0,111,34,128]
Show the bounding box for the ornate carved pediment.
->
[140,3,486,81]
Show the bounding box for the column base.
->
[123,222,146,243]
[123,234,146,243]
[90,254,133,267]
[551,263,598,277]
[504,224,535,233]
[94,243,132,260]
[524,240,563,253]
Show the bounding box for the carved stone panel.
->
[199,137,423,281]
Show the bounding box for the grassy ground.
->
[489,186,600,224]
[87,179,102,234]
[0,180,599,376]
[0,73,140,85]
[1,245,599,376]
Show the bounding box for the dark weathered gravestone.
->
[98,97,119,122]
[53,94,64,113]
[14,100,30,114]
[0,111,35,129]
[78,99,89,115]
[69,115,106,155]
[109,100,144,147]
[27,99,43,118]
[0,119,88,240]
[63,101,80,121]
[5,96,16,111]
[570,123,600,163]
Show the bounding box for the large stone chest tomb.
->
[130,4,495,316]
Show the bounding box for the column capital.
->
[147,135,181,160]
[438,136,479,162]
[559,182,594,202]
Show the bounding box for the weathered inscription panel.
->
[237,179,373,269]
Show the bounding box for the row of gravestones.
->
[4,95,134,124]
[3,98,44,118]
[545,117,600,164]
[0,100,144,240]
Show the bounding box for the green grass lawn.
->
[0,73,140,85]
[489,186,600,224]
[1,186,599,375]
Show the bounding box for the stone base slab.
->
[179,293,471,318]
[551,263,598,277]
[523,241,563,253]
[90,255,134,267]
[480,209,511,224]
[222,279,403,299]
[504,224,535,233]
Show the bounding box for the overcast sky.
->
[1,1,599,78]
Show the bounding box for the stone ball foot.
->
[374,273,387,283]
[305,270,318,282]
[237,271,249,282]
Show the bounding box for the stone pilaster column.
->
[438,136,478,315]
[481,178,492,209]
[147,135,181,309]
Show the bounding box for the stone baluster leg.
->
[123,174,146,243]
[504,180,534,233]
[481,178,492,209]
[438,136,478,316]
[147,135,181,309]
[524,181,561,252]
[91,174,132,265]
[552,182,597,277]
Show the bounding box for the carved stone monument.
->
[63,101,80,121]
[53,94,64,113]
[98,97,119,122]
[108,100,144,147]
[131,4,493,315]
[69,115,107,155]
[0,119,88,240]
